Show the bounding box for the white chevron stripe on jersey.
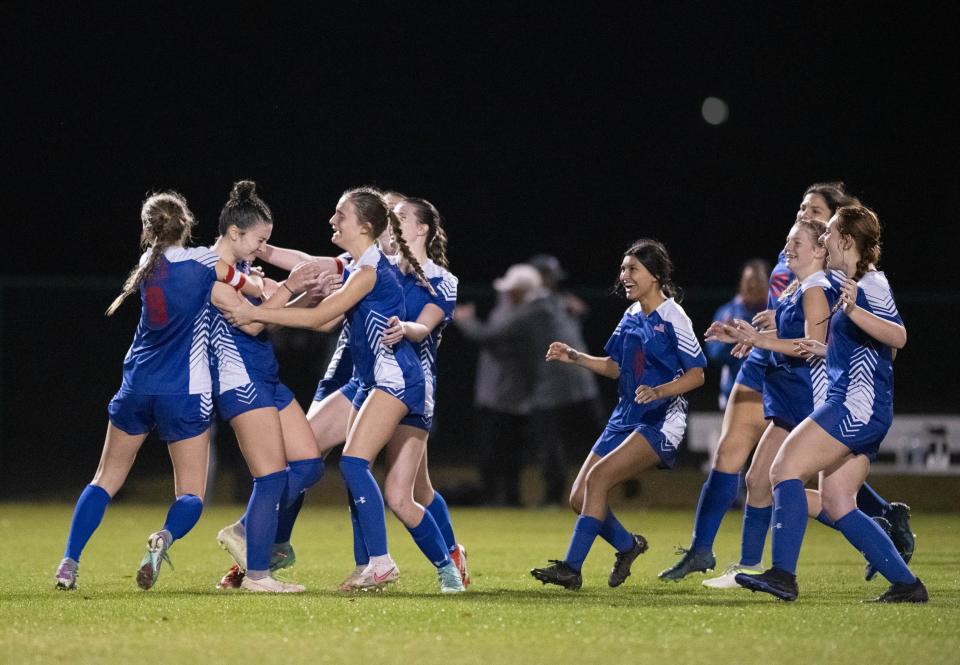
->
[200,393,213,419]
[661,395,689,447]
[436,274,458,302]
[809,357,829,408]
[188,308,212,394]
[673,326,704,358]
[366,311,406,394]
[364,311,391,349]
[234,382,258,405]
[209,314,251,393]
[842,345,878,425]
[863,290,899,319]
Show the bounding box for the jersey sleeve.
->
[603,308,634,361]
[662,302,708,371]
[430,270,458,322]
[859,273,903,324]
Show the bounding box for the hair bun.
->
[231,180,257,202]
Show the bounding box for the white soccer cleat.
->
[337,565,368,592]
[349,558,400,591]
[437,561,466,593]
[702,562,763,589]
[55,558,78,590]
[137,532,173,590]
[217,521,247,570]
[240,575,305,593]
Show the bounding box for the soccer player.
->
[54,190,263,591]
[218,188,463,592]
[736,205,927,603]
[206,180,340,593]
[660,183,914,581]
[530,239,706,590]
[700,218,834,588]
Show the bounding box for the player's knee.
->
[744,465,770,499]
[713,439,749,473]
[820,488,854,522]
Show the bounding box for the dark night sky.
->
[4,3,956,291]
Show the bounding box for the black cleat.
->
[531,560,582,591]
[864,516,894,581]
[873,578,928,603]
[608,534,649,587]
[884,502,916,563]
[735,566,798,601]
[658,547,715,581]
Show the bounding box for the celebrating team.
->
[53,180,924,603]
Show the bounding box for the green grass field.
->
[2,503,958,664]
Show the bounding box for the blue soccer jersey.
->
[603,299,707,444]
[119,247,219,395]
[398,260,458,425]
[810,271,902,456]
[343,245,425,414]
[734,250,795,392]
[762,271,836,428]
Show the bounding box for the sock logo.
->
[773,522,782,529]
[354,496,366,505]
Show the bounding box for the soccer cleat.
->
[735,566,798,601]
[608,533,649,587]
[703,562,764,589]
[270,543,296,572]
[450,544,470,588]
[864,516,894,581]
[437,562,466,593]
[872,578,928,603]
[217,564,245,590]
[240,575,306,593]
[337,565,368,592]
[530,560,582,591]
[658,547,716,581]
[55,558,78,591]
[217,521,247,570]
[349,558,400,591]
[884,502,916,563]
[136,532,173,590]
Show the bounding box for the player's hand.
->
[704,320,738,344]
[731,319,763,346]
[286,260,325,293]
[381,316,406,347]
[752,309,776,331]
[796,339,828,359]
[545,341,578,363]
[634,384,661,404]
[839,277,859,314]
[219,300,256,327]
[731,342,753,359]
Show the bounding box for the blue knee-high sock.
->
[770,479,808,575]
[597,509,635,552]
[274,458,325,544]
[340,456,388,557]
[739,504,772,566]
[816,510,838,530]
[163,494,203,541]
[564,515,603,571]
[836,509,915,584]
[245,470,287,572]
[347,489,369,566]
[425,491,457,551]
[64,484,111,561]
[407,509,452,568]
[856,483,890,518]
[690,470,740,552]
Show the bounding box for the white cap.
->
[493,264,543,292]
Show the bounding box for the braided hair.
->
[404,197,449,269]
[344,187,435,295]
[106,191,196,315]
